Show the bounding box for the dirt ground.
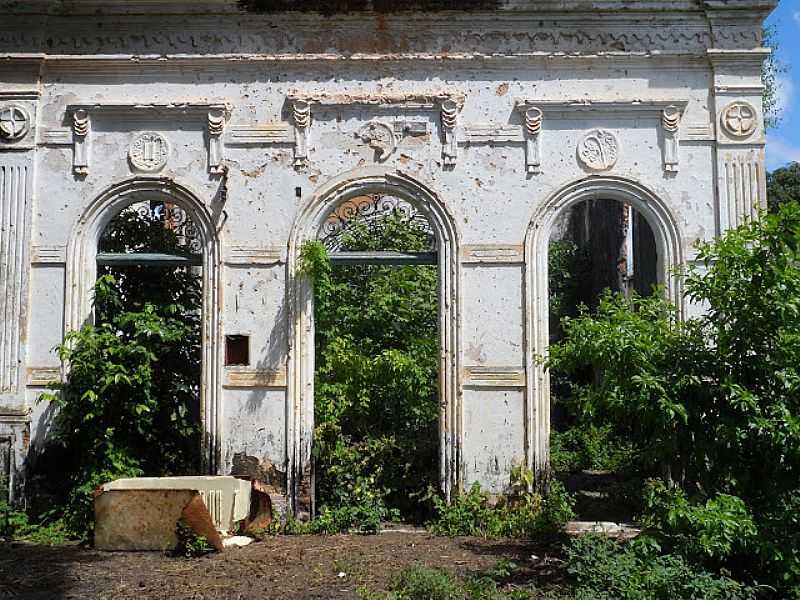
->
[0,530,567,599]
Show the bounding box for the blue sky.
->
[766,0,800,171]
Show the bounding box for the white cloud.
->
[795,11,800,25]
[767,138,800,171]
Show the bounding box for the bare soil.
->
[0,531,567,599]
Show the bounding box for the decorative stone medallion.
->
[129,131,170,172]
[577,129,619,171]
[356,120,397,162]
[0,105,30,143]
[721,101,758,138]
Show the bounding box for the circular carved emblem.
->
[129,132,170,172]
[721,101,758,138]
[0,105,30,143]
[578,129,619,171]
[356,120,397,162]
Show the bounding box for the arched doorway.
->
[287,167,461,517]
[65,178,222,472]
[524,176,683,485]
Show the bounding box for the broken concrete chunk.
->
[95,476,252,551]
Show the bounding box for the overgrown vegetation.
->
[301,212,439,530]
[546,202,800,597]
[34,205,202,540]
[428,469,574,540]
[174,519,213,558]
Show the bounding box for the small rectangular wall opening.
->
[225,335,250,366]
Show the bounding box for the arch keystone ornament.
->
[721,101,758,139]
[577,129,619,172]
[129,132,170,172]
[0,105,30,143]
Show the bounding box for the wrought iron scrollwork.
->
[102,199,202,254]
[319,194,435,252]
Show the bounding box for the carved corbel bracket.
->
[207,108,228,174]
[524,107,543,174]
[292,100,311,169]
[72,109,90,175]
[440,99,460,167]
[662,105,681,172]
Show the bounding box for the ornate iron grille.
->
[319,194,436,253]
[100,200,202,255]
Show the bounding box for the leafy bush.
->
[549,424,636,473]
[428,472,574,539]
[641,480,757,563]
[0,502,69,545]
[174,519,213,558]
[565,535,756,600]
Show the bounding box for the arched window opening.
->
[93,197,204,475]
[547,198,659,522]
[311,192,440,524]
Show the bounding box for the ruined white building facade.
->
[0,0,775,514]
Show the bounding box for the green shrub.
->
[174,519,213,558]
[0,502,69,545]
[547,202,800,594]
[549,424,636,473]
[641,480,757,563]
[429,473,574,539]
[565,535,756,600]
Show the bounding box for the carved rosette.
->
[356,120,397,162]
[72,109,90,175]
[0,105,30,144]
[721,101,758,139]
[292,100,311,169]
[129,132,170,173]
[440,99,460,167]
[524,107,543,174]
[577,129,619,171]
[661,105,681,172]
[207,108,227,174]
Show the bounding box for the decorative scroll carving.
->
[128,132,170,173]
[721,101,758,139]
[661,105,681,172]
[71,109,90,175]
[207,108,226,174]
[319,194,435,252]
[356,120,397,162]
[440,99,459,167]
[524,107,543,174]
[292,100,311,169]
[0,105,30,143]
[577,129,619,171]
